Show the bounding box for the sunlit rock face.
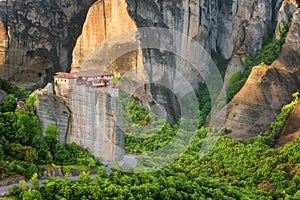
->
[210,10,300,141]
[71,0,140,69]
[71,0,151,113]
[0,0,95,87]
[37,83,124,162]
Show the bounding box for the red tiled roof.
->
[54,72,76,79]
[75,69,114,77]
[54,69,114,79]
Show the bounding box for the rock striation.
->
[210,9,300,141]
[3,0,300,144]
[71,0,140,70]
[124,0,280,123]
[36,83,124,162]
[0,0,96,87]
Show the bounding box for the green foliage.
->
[196,83,211,126]
[7,91,300,199]
[32,134,49,159]
[0,95,99,179]
[25,91,38,107]
[14,110,41,145]
[0,80,31,99]
[0,94,16,112]
[127,101,151,125]
[226,71,244,102]
[263,92,299,141]
[113,75,120,85]
[125,122,177,153]
[279,20,292,39]
[29,173,40,189]
[21,189,43,200]
[8,160,39,179]
[8,184,23,198]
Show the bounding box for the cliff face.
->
[71,0,140,70]
[70,0,151,111]
[210,8,300,141]
[126,0,277,74]
[36,84,124,162]
[0,0,95,87]
[125,0,300,139]
[123,0,281,123]
[3,0,300,145]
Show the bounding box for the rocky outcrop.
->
[70,0,149,108]
[210,10,300,141]
[4,0,300,144]
[0,0,96,87]
[124,0,278,123]
[281,99,300,135]
[126,0,274,70]
[0,15,8,65]
[210,64,299,141]
[36,84,124,162]
[0,89,7,102]
[71,0,140,70]
[275,0,298,39]
[36,88,70,143]
[41,168,64,179]
[278,9,300,70]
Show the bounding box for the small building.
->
[53,68,115,90]
[54,72,76,86]
[75,69,114,83]
[54,72,77,97]
[91,78,110,87]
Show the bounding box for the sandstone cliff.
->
[36,84,124,162]
[71,0,140,70]
[210,9,300,141]
[3,0,300,145]
[126,0,277,75]
[124,0,283,123]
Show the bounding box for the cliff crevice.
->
[0,0,96,87]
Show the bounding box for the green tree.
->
[0,94,16,112]
[29,173,40,189]
[32,134,49,159]
[53,143,70,164]
[14,110,41,145]
[45,124,59,151]
[22,189,43,200]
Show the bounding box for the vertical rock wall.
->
[68,85,124,162]
[71,0,142,74]
[37,84,124,162]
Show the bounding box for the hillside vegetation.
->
[1,89,299,199]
